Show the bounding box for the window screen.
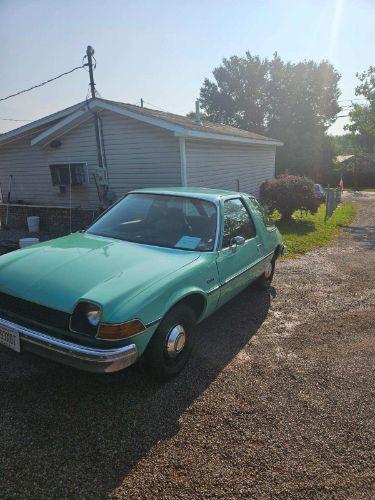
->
[50,163,87,186]
[222,198,256,248]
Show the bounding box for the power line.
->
[0,64,87,103]
[142,100,188,115]
[142,100,171,113]
[338,98,366,102]
[0,117,31,122]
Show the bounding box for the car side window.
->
[249,196,275,228]
[222,198,256,248]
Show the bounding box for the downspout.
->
[179,137,188,187]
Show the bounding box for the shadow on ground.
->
[276,218,315,235]
[346,224,375,250]
[0,286,272,498]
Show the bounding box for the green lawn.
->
[275,203,356,258]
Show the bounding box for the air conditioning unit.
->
[50,163,90,187]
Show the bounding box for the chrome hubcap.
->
[166,324,186,358]
[264,262,273,279]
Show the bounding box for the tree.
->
[198,52,341,178]
[330,133,363,156]
[345,66,375,152]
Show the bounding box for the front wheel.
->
[143,303,196,381]
[255,258,275,290]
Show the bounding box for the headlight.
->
[86,303,102,326]
[70,301,102,336]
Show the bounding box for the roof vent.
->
[195,99,202,126]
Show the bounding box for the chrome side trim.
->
[145,317,162,328]
[207,285,221,295]
[222,251,274,286]
[0,316,138,373]
[208,252,274,294]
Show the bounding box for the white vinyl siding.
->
[0,112,181,209]
[0,109,277,211]
[0,120,98,208]
[99,111,181,197]
[185,140,276,197]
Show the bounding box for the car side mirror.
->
[230,235,246,247]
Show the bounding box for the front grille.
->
[0,292,70,332]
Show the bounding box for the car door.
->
[216,197,262,307]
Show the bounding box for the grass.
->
[345,188,375,192]
[275,203,356,258]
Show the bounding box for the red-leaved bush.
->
[260,175,320,221]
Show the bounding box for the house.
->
[0,98,282,231]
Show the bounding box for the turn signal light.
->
[98,319,146,340]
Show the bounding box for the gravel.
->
[1,193,374,499]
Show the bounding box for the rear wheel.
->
[143,303,196,381]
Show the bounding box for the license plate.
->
[0,324,21,353]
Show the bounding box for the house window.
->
[49,163,89,186]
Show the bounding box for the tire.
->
[255,257,276,290]
[143,303,196,381]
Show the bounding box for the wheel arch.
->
[163,291,207,324]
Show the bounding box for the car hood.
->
[0,233,200,314]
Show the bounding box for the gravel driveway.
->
[1,193,374,499]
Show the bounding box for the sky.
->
[0,0,374,135]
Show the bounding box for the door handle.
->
[257,244,263,252]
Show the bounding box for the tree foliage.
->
[330,133,363,156]
[345,66,375,151]
[198,52,341,178]
[260,175,320,221]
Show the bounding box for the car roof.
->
[130,187,247,202]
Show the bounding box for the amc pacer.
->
[0,188,284,380]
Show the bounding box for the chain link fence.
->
[325,187,342,220]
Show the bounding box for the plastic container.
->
[19,238,40,249]
[27,216,40,233]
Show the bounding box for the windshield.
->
[87,193,218,251]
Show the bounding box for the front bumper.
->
[0,316,138,373]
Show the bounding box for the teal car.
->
[0,188,284,380]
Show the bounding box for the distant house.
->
[335,153,375,165]
[0,98,282,230]
[335,155,355,164]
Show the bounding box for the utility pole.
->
[86,46,96,98]
[85,45,105,187]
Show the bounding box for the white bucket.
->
[19,237,40,249]
[27,216,40,233]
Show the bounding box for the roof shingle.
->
[100,98,280,143]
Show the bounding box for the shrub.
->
[260,175,320,221]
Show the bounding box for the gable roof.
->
[0,100,90,146]
[0,97,283,147]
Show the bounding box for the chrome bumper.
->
[279,243,287,257]
[0,316,138,373]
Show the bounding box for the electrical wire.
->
[0,118,31,122]
[0,65,87,102]
[142,100,173,113]
[338,98,367,103]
